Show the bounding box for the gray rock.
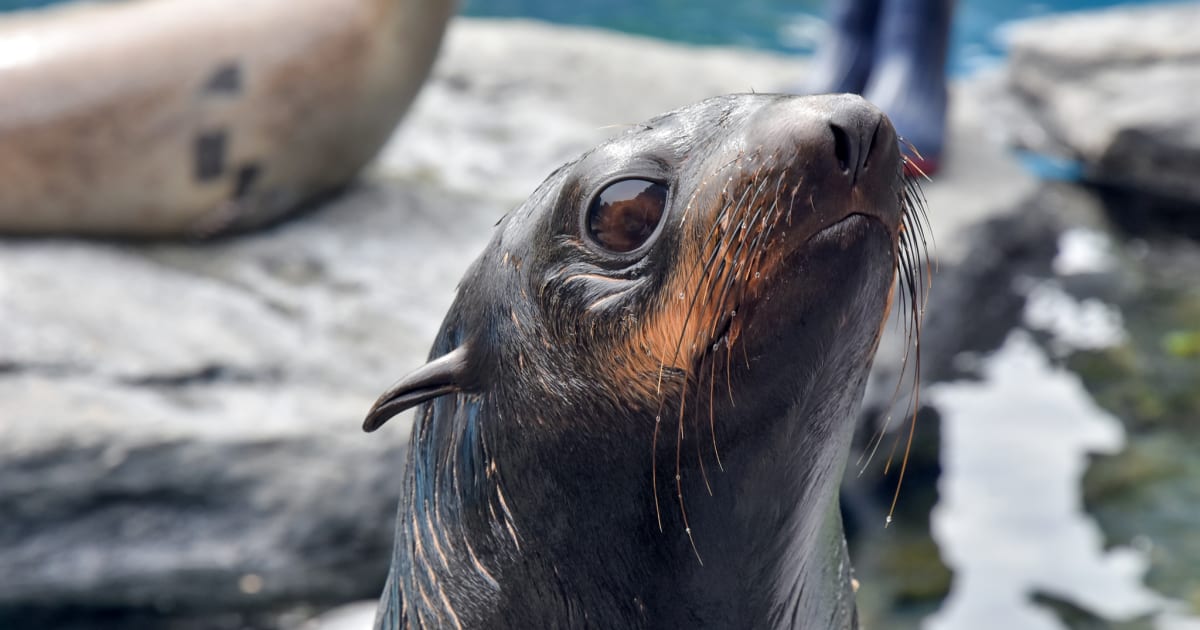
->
[376,18,805,203]
[0,181,498,627]
[301,602,376,630]
[999,4,1200,204]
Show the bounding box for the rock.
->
[301,602,376,630]
[376,18,804,204]
[0,181,499,628]
[999,4,1200,205]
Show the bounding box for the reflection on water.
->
[928,330,1160,630]
[924,221,1200,629]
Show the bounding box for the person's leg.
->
[864,0,954,173]
[803,0,884,95]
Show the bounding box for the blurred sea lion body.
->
[0,0,455,236]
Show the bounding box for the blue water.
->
[462,0,1179,75]
[0,0,73,10]
[1,0,1175,75]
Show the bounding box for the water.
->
[462,0,1179,75]
[924,217,1200,629]
[929,331,1160,630]
[0,0,75,10]
[1,0,1177,75]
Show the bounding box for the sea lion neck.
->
[390,358,864,629]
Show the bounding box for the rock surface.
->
[999,3,1200,205]
[0,181,498,628]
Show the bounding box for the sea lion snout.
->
[735,94,901,233]
[826,96,889,187]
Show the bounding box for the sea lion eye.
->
[585,179,668,253]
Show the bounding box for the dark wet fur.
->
[369,94,928,630]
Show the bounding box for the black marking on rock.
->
[194,131,228,182]
[234,163,261,199]
[120,365,282,388]
[204,62,242,94]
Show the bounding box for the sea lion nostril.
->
[828,106,887,186]
[830,121,854,174]
[862,117,882,171]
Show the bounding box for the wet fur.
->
[370,93,928,629]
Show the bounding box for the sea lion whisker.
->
[856,271,912,472]
[674,379,705,564]
[690,194,752,408]
[701,257,742,407]
[900,207,934,307]
[695,412,714,497]
[691,159,759,266]
[667,188,739,352]
[904,197,933,267]
[856,283,916,474]
[708,346,724,471]
[652,182,753,531]
[858,176,931,483]
[663,159,770,378]
[681,155,744,228]
[698,217,755,358]
[896,233,918,339]
[742,184,786,282]
[706,199,764,316]
[652,410,664,532]
[900,231,925,339]
[880,247,926,523]
[647,171,743,538]
[724,335,736,405]
[885,349,922,527]
[902,174,935,274]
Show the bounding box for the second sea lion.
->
[363,92,926,629]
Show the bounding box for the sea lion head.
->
[364,93,921,460]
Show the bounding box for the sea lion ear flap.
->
[362,345,470,433]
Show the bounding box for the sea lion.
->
[363,92,926,629]
[0,0,454,236]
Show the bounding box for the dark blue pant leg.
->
[864,0,955,161]
[804,0,884,95]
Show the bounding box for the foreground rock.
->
[1000,3,1200,206]
[0,181,497,628]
